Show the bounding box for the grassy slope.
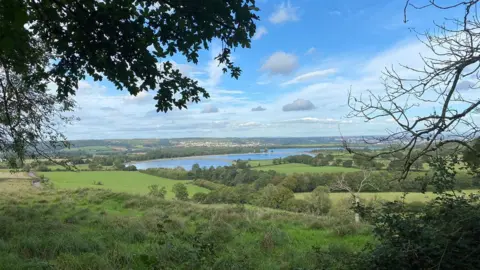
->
[42,171,209,199]
[253,163,360,174]
[0,179,370,269]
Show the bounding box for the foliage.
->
[0,188,370,269]
[148,185,167,199]
[256,184,294,209]
[88,162,102,171]
[308,186,332,215]
[342,160,353,168]
[5,0,259,111]
[191,192,208,203]
[172,183,189,200]
[124,165,137,171]
[361,194,480,269]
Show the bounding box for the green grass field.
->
[253,163,361,174]
[42,171,209,199]
[295,189,480,203]
[0,177,370,269]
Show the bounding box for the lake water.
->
[130,147,347,170]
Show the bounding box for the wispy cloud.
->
[281,69,337,86]
[252,26,268,40]
[269,1,299,24]
[305,47,316,55]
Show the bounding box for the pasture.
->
[253,163,361,174]
[42,171,209,199]
[295,189,480,203]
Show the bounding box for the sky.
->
[62,0,477,140]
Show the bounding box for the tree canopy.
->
[0,0,259,164]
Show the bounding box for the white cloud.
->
[261,51,299,75]
[281,69,337,86]
[269,1,299,24]
[64,37,478,139]
[252,26,268,40]
[305,47,316,55]
[329,10,341,16]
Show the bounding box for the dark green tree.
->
[1,0,259,162]
[342,160,353,168]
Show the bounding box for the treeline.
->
[274,153,427,171]
[53,146,265,162]
[190,183,333,215]
[140,161,479,193]
[128,147,263,161]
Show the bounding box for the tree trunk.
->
[354,196,360,223]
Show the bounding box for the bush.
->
[192,192,208,203]
[362,195,480,269]
[308,186,332,215]
[148,185,167,199]
[172,183,188,200]
[283,198,311,213]
[256,184,294,209]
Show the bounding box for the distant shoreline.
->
[127,147,340,165]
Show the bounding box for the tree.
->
[308,186,332,215]
[334,159,343,166]
[114,161,126,171]
[0,49,75,168]
[330,170,375,223]
[387,160,403,171]
[88,162,101,171]
[1,0,259,163]
[342,160,353,168]
[125,165,137,171]
[172,183,188,200]
[257,184,294,209]
[347,0,480,179]
[347,2,480,268]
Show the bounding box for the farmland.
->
[42,171,209,199]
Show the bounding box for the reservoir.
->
[130,147,347,170]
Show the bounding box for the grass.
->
[42,171,209,199]
[248,159,275,166]
[295,189,480,203]
[0,181,371,269]
[253,163,361,174]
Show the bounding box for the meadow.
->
[42,171,209,199]
[253,163,360,174]
[0,175,371,269]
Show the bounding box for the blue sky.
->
[63,0,476,139]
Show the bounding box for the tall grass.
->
[0,187,371,269]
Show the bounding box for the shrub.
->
[147,185,167,199]
[256,184,294,209]
[308,186,332,215]
[192,192,208,203]
[172,183,188,200]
